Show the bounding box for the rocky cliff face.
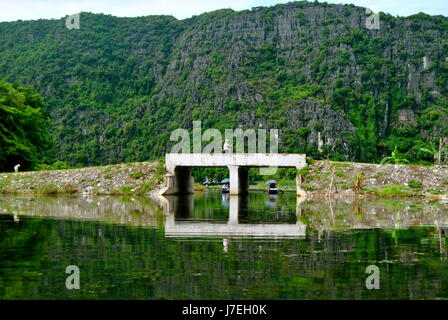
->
[285,101,355,155]
[0,1,447,165]
[160,3,446,103]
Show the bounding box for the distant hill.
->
[0,1,447,166]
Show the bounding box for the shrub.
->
[61,183,79,194]
[135,181,158,195]
[352,172,364,193]
[116,186,133,195]
[373,185,416,197]
[408,179,423,189]
[335,170,347,178]
[130,171,144,179]
[36,161,72,171]
[194,183,207,191]
[303,185,317,191]
[297,166,310,175]
[155,160,167,182]
[34,183,59,195]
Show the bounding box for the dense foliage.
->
[0,80,50,171]
[0,1,447,168]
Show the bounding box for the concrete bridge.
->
[160,153,307,196]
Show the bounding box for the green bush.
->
[297,166,310,175]
[61,183,79,194]
[372,185,417,197]
[135,182,156,194]
[130,171,144,179]
[36,161,72,171]
[34,183,60,195]
[408,179,423,189]
[303,185,317,191]
[115,186,133,195]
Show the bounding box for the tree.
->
[0,80,51,171]
[419,138,448,165]
[380,146,410,165]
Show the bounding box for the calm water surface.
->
[0,192,447,299]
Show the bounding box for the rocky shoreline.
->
[0,160,447,199]
[0,162,165,196]
[300,161,448,199]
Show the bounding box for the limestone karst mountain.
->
[0,1,447,166]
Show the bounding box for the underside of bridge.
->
[162,166,195,195]
[160,153,308,196]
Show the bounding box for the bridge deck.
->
[165,153,306,173]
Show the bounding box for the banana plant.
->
[419,138,448,165]
[380,145,410,165]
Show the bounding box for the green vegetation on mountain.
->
[0,80,50,171]
[0,1,447,168]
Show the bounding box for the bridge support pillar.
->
[160,166,194,195]
[228,166,249,195]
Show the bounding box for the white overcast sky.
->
[0,0,447,22]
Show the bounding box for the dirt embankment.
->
[301,161,448,199]
[0,160,447,198]
[0,162,165,195]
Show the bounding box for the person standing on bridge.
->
[222,139,232,153]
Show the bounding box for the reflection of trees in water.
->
[0,215,55,299]
[0,196,448,299]
[1,216,448,299]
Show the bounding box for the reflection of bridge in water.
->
[154,195,307,238]
[3,195,448,239]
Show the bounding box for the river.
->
[0,192,447,299]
